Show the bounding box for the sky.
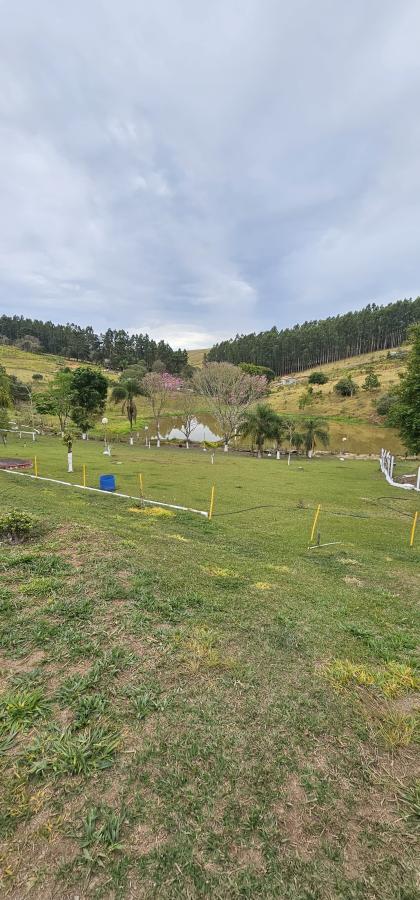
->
[1,1,420,349]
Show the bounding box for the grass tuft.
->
[23,726,120,777]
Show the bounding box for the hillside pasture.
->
[0,437,418,898]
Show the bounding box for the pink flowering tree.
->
[142,372,183,447]
[193,362,267,451]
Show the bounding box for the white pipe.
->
[0,468,209,516]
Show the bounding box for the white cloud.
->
[0,0,419,346]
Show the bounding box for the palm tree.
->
[301,417,329,457]
[111,378,141,435]
[284,418,304,464]
[272,415,286,459]
[240,404,282,458]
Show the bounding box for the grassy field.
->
[0,436,419,898]
[188,349,207,368]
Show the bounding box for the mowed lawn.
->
[0,437,419,899]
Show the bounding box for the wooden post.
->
[209,485,215,520]
[34,456,38,477]
[409,511,418,548]
[310,504,321,543]
[139,473,144,496]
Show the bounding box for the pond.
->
[159,415,221,443]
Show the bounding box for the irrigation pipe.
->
[0,469,208,518]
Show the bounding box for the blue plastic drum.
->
[99,474,116,492]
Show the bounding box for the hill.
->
[0,343,83,381]
[269,346,408,454]
[187,348,207,367]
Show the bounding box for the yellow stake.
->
[139,473,144,496]
[82,464,87,488]
[209,485,215,520]
[34,456,38,477]
[409,511,418,548]
[310,503,321,543]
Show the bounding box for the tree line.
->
[0,315,188,374]
[207,297,420,375]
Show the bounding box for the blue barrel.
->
[99,474,116,492]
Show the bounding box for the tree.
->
[142,372,183,447]
[308,372,328,385]
[34,370,74,433]
[111,378,141,434]
[70,367,108,437]
[334,377,358,397]
[178,389,198,448]
[193,363,267,451]
[387,324,420,453]
[362,372,380,391]
[239,362,275,382]
[0,366,12,443]
[298,386,315,409]
[300,417,329,457]
[240,404,282,458]
[283,419,304,464]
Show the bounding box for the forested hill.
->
[0,316,188,373]
[207,297,420,375]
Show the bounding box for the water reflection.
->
[160,415,221,443]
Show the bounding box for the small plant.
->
[24,725,120,777]
[0,509,39,543]
[73,694,109,728]
[0,688,50,738]
[72,804,127,870]
[127,687,167,720]
[378,712,419,747]
[399,780,420,827]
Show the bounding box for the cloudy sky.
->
[1,1,419,349]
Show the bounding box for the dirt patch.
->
[128,823,167,856]
[274,774,315,861]
[344,576,364,587]
[0,649,45,678]
[230,842,266,873]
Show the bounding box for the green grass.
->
[0,435,418,897]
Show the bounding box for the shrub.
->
[334,376,358,397]
[362,372,380,391]
[32,373,43,381]
[376,392,398,417]
[0,510,39,543]
[308,372,328,385]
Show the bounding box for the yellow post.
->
[34,456,38,477]
[310,503,321,543]
[82,464,87,488]
[139,473,144,496]
[409,511,418,548]
[209,485,215,520]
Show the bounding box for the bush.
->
[334,376,358,397]
[32,373,43,381]
[0,509,39,543]
[362,372,380,391]
[308,372,328,385]
[376,393,398,417]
